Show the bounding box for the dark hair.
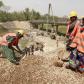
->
[82,17,84,21]
[70,16,77,19]
[16,32,23,38]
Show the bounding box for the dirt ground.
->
[0,54,84,84]
[0,36,84,84]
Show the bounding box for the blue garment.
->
[77,52,84,65]
[69,49,79,69]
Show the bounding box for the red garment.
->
[77,32,84,53]
[80,65,84,68]
[66,21,80,40]
[80,27,84,32]
[9,37,19,46]
[70,28,84,53]
[70,21,80,39]
[70,32,81,48]
[0,33,19,46]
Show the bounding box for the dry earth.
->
[0,36,84,84]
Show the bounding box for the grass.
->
[38,24,67,36]
[58,26,66,36]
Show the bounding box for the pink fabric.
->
[0,33,16,46]
[70,21,80,39]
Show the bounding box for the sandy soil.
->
[0,36,84,84]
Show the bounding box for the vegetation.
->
[0,1,59,22]
[0,1,4,7]
[58,26,66,36]
[0,1,67,35]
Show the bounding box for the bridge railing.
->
[30,20,67,25]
